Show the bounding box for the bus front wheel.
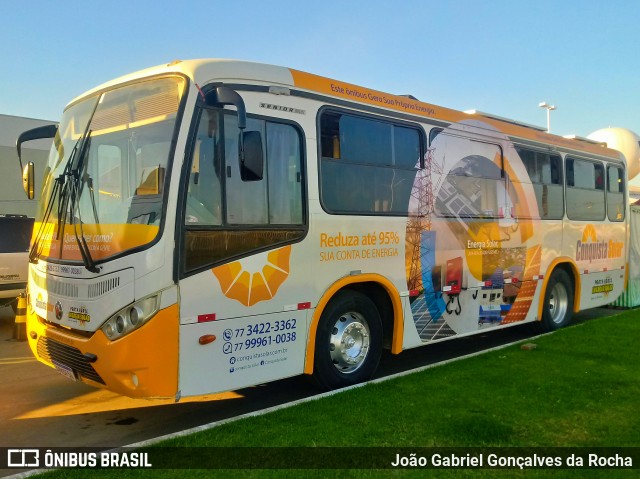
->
[313,290,383,390]
[541,269,574,331]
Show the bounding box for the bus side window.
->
[607,165,625,222]
[566,160,574,187]
[432,134,503,219]
[514,147,563,220]
[566,157,605,221]
[319,110,422,215]
[594,164,604,190]
[185,109,222,226]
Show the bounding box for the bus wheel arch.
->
[311,290,383,389]
[347,282,395,350]
[539,263,577,331]
[303,275,403,383]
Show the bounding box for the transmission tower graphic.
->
[406,147,445,291]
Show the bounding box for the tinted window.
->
[432,134,504,219]
[0,216,34,253]
[320,111,422,214]
[514,147,563,219]
[183,109,305,272]
[185,109,222,226]
[218,118,305,224]
[225,117,269,224]
[429,127,443,145]
[566,157,605,221]
[607,165,625,222]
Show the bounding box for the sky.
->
[2,0,639,138]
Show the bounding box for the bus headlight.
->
[102,294,160,341]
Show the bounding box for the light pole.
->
[539,101,556,133]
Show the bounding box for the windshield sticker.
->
[32,223,158,261]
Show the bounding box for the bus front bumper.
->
[26,303,179,399]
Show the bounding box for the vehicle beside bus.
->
[1,118,54,311]
[0,215,34,311]
[17,59,629,399]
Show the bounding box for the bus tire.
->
[541,269,574,331]
[313,290,383,390]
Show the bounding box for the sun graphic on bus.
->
[582,224,598,243]
[212,246,292,306]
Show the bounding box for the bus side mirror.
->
[23,162,35,199]
[240,131,264,181]
[16,124,57,169]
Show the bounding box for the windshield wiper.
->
[63,130,100,273]
[74,132,99,225]
[29,127,101,273]
[29,171,64,263]
[28,132,80,264]
[83,172,100,225]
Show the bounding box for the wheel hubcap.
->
[329,312,370,373]
[548,281,568,324]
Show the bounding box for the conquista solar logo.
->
[212,246,291,306]
[575,224,623,263]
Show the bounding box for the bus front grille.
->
[37,337,105,385]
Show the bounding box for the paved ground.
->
[0,302,628,477]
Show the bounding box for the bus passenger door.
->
[177,106,309,397]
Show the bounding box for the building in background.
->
[1,114,55,309]
[0,113,55,216]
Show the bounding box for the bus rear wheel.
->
[541,269,574,331]
[313,290,383,390]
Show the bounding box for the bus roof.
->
[69,58,624,161]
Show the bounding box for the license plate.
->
[52,361,78,381]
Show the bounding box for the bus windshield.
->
[33,76,186,263]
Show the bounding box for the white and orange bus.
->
[17,59,628,399]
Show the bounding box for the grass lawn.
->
[38,310,639,478]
